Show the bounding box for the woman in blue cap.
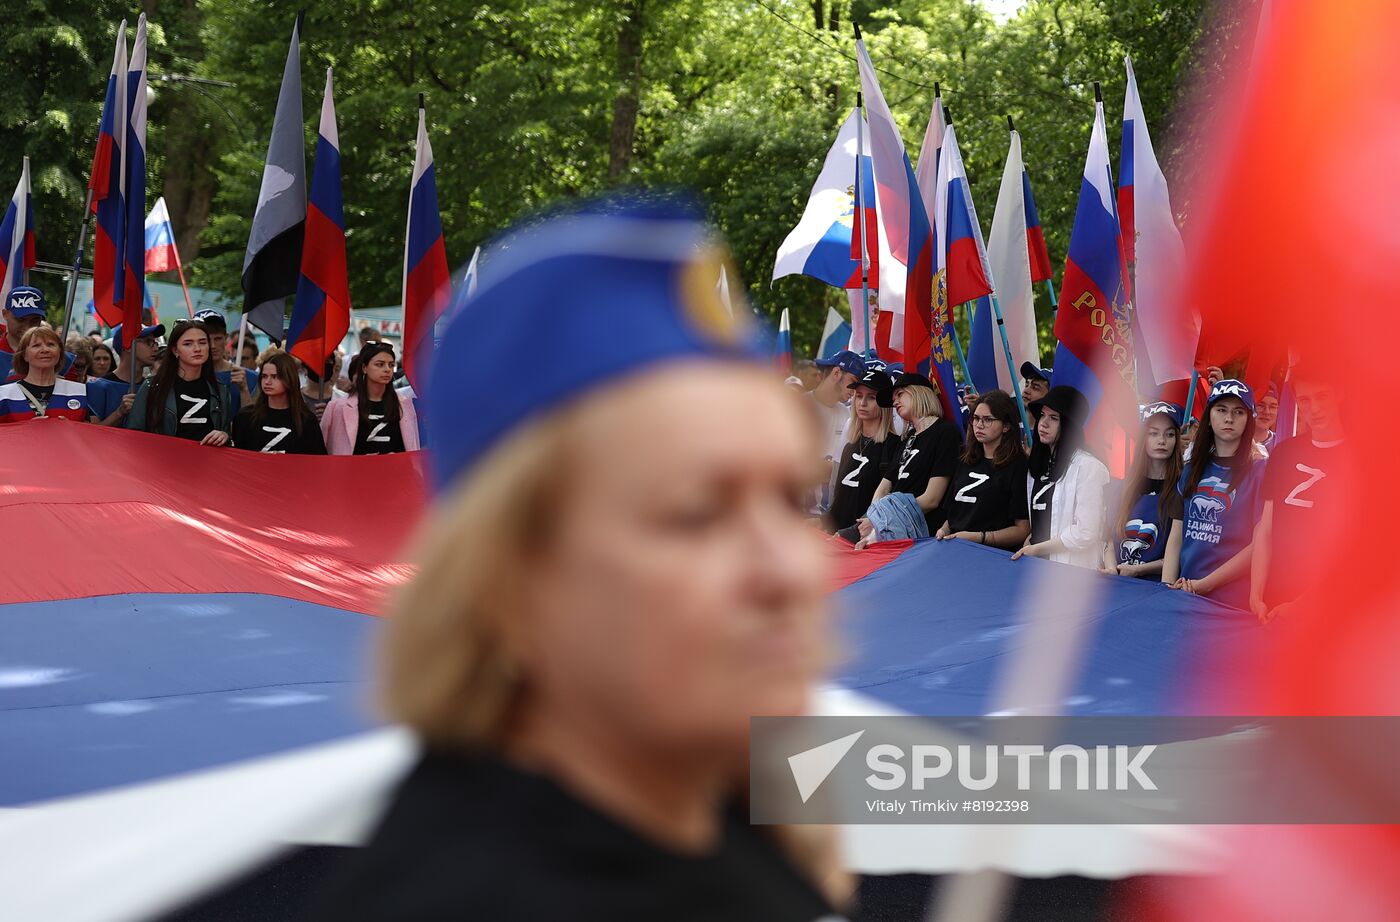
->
[1012,384,1110,568]
[1104,401,1184,578]
[1163,379,1265,609]
[311,198,847,921]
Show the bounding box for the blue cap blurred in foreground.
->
[427,193,763,493]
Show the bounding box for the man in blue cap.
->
[0,286,76,383]
[808,348,865,512]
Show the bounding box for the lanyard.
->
[20,384,50,418]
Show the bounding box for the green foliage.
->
[9,0,1224,356]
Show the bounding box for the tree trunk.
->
[608,0,644,181]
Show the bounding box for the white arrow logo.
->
[788,730,864,803]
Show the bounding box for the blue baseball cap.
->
[1206,378,1255,414]
[5,286,45,318]
[814,349,865,377]
[1020,360,1052,383]
[111,322,166,355]
[426,193,763,494]
[1140,400,1184,427]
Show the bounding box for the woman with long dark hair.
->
[89,341,116,380]
[1104,401,1184,578]
[127,319,234,445]
[232,352,327,454]
[1011,385,1110,568]
[935,389,1029,549]
[1162,379,1265,609]
[320,341,420,455]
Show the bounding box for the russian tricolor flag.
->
[143,197,179,273]
[933,123,993,313]
[1052,96,1136,449]
[1023,167,1053,284]
[90,21,127,330]
[855,40,935,387]
[773,108,881,293]
[120,15,149,349]
[287,69,351,373]
[402,99,450,391]
[0,158,35,299]
[775,307,792,374]
[1120,56,1194,388]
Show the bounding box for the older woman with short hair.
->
[310,197,847,922]
[0,327,90,423]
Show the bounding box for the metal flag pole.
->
[854,91,872,357]
[58,187,95,346]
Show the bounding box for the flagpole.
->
[58,190,94,346]
[1182,367,1199,426]
[854,91,872,356]
[951,300,977,388]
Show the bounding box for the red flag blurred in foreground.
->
[1142,0,1400,917]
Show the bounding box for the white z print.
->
[841,453,870,488]
[366,414,390,443]
[178,395,209,424]
[260,426,292,453]
[897,449,919,479]
[1032,481,1054,511]
[955,472,990,503]
[1284,463,1325,508]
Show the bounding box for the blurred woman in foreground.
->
[311,198,848,921]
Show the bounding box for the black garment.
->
[173,375,217,442]
[828,432,900,531]
[1029,470,1057,543]
[1261,436,1348,607]
[942,453,1030,535]
[232,405,327,454]
[352,398,406,455]
[307,750,842,922]
[17,380,55,411]
[888,417,961,532]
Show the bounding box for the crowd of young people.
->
[807,348,1341,622]
[0,286,421,456]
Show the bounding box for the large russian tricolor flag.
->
[287,69,351,372]
[90,21,127,330]
[855,39,933,378]
[1120,56,1194,389]
[119,16,149,350]
[773,108,880,294]
[0,157,35,299]
[1052,97,1136,445]
[402,100,450,391]
[933,123,993,312]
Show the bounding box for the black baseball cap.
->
[193,309,229,332]
[848,368,893,403]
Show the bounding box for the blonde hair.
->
[12,326,63,378]
[256,345,284,367]
[846,395,893,444]
[381,415,570,749]
[897,383,941,421]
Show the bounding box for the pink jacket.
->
[321,391,421,456]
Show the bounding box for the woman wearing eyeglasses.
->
[935,389,1029,549]
[1011,385,1110,568]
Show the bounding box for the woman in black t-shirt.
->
[321,342,421,455]
[936,389,1029,549]
[827,369,900,535]
[854,372,961,545]
[232,352,328,454]
[126,319,234,445]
